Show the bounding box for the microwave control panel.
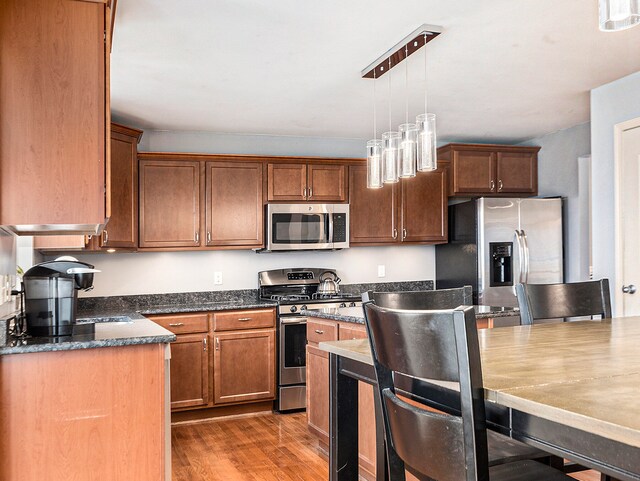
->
[333,213,347,242]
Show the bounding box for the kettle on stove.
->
[317,270,341,296]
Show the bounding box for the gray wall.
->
[520,122,591,282]
[591,71,640,313]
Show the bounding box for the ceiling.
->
[110,0,640,144]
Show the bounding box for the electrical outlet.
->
[214,272,223,285]
[377,265,386,278]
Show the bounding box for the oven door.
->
[279,317,307,385]
[267,204,332,250]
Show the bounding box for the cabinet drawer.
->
[213,309,275,331]
[338,323,367,341]
[307,319,338,344]
[148,313,209,335]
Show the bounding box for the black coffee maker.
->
[23,257,100,337]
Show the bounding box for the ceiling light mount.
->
[361,24,442,79]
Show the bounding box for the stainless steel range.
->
[258,268,361,412]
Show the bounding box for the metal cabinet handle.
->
[402,228,407,240]
[169,322,185,327]
[207,231,211,243]
[102,229,109,245]
[215,338,220,350]
[315,329,324,334]
[392,228,398,239]
[490,180,495,192]
[203,337,207,351]
[303,187,307,199]
[238,317,252,321]
[308,188,313,198]
[622,285,637,294]
[195,232,200,243]
[498,179,503,192]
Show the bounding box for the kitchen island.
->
[0,314,175,481]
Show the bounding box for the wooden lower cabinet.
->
[306,344,331,441]
[170,333,209,409]
[213,329,276,404]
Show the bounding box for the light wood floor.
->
[171,411,601,481]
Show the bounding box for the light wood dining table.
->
[319,317,640,481]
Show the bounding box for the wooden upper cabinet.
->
[307,164,347,202]
[439,144,539,197]
[496,151,538,194]
[349,165,397,245]
[139,159,201,248]
[451,150,496,194]
[267,161,348,202]
[205,161,263,247]
[102,124,142,249]
[0,0,109,231]
[267,163,307,201]
[401,169,447,243]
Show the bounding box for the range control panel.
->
[287,271,314,281]
[332,213,347,243]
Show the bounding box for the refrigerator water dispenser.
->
[489,242,513,287]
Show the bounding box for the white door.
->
[615,118,640,316]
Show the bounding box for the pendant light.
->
[366,68,383,188]
[416,33,437,172]
[599,0,640,31]
[382,58,400,184]
[399,44,417,178]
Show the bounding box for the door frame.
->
[613,116,640,315]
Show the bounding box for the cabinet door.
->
[307,164,348,202]
[267,163,307,201]
[401,169,448,243]
[139,160,201,248]
[213,329,276,404]
[205,161,263,247]
[0,0,107,228]
[349,165,398,245]
[101,125,141,249]
[452,150,495,194]
[496,151,537,194]
[170,333,209,410]
[306,344,330,444]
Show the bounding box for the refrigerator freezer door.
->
[478,198,521,307]
[519,198,563,284]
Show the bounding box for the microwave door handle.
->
[327,213,334,247]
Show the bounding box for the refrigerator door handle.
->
[521,229,531,284]
[513,230,525,293]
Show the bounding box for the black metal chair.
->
[515,279,614,481]
[367,286,473,310]
[516,279,612,325]
[362,301,573,481]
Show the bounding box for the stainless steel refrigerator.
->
[436,198,563,307]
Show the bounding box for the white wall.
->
[591,71,640,312]
[519,122,591,282]
[73,246,435,297]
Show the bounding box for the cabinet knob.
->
[498,179,503,192]
[490,180,495,192]
[622,284,637,294]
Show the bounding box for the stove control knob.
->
[349,302,356,307]
[301,305,307,311]
[289,306,297,313]
[339,302,346,308]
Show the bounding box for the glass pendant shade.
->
[366,140,384,188]
[599,0,640,31]
[416,113,437,171]
[398,123,418,178]
[382,131,400,184]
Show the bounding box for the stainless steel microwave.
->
[265,204,349,251]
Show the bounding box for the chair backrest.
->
[516,279,612,325]
[363,286,473,310]
[362,302,489,481]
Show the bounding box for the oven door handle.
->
[280,317,307,325]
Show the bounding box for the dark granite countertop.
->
[0,312,176,356]
[301,305,519,324]
[136,299,278,316]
